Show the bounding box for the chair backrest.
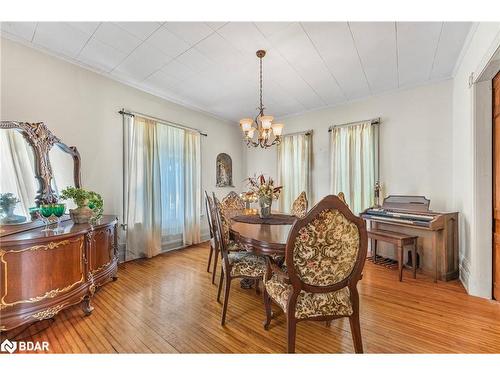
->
[291,191,308,218]
[285,195,367,292]
[221,191,245,210]
[212,194,232,269]
[204,191,215,238]
[337,192,347,205]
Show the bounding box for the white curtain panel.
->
[183,130,201,245]
[124,116,162,259]
[0,129,37,217]
[277,132,312,213]
[330,121,376,215]
[124,115,202,260]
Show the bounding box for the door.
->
[493,71,500,300]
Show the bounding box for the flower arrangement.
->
[246,174,282,218]
[0,193,20,215]
[246,174,283,201]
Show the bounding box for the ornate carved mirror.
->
[0,121,81,236]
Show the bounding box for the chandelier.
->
[239,50,284,148]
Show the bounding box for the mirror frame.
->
[0,121,81,236]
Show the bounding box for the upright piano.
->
[361,196,459,281]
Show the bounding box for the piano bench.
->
[367,229,419,282]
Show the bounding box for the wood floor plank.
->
[4,242,500,353]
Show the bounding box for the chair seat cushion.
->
[264,274,353,319]
[227,240,241,251]
[224,252,267,278]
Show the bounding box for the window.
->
[330,120,378,214]
[277,131,312,213]
[123,115,201,260]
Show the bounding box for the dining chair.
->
[212,193,267,325]
[221,191,245,210]
[262,195,368,353]
[337,191,347,204]
[291,191,308,218]
[204,191,217,281]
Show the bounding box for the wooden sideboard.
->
[0,215,118,332]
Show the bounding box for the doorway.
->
[494,71,500,300]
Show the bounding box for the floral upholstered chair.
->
[291,191,308,218]
[262,195,367,353]
[221,191,245,210]
[212,194,267,325]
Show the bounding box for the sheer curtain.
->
[330,121,377,214]
[0,130,37,217]
[124,115,202,260]
[277,132,312,213]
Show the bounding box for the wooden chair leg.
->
[373,239,378,263]
[255,279,260,295]
[221,276,231,326]
[349,312,363,353]
[325,320,332,327]
[217,267,224,303]
[397,245,403,282]
[286,317,297,353]
[412,240,417,279]
[211,247,219,284]
[263,288,272,330]
[207,241,214,273]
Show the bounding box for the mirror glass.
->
[0,129,38,224]
[50,144,77,210]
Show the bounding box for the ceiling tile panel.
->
[69,22,100,35]
[430,22,472,80]
[349,22,398,92]
[33,22,92,57]
[163,22,213,45]
[93,23,142,55]
[216,22,272,56]
[254,22,293,37]
[397,22,442,87]
[194,33,244,65]
[301,22,370,99]
[78,37,127,72]
[1,22,37,41]
[114,22,162,40]
[175,48,214,73]
[159,59,196,82]
[146,26,190,58]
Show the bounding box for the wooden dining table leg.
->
[397,244,403,282]
[412,239,417,279]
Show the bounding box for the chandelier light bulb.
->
[271,123,284,136]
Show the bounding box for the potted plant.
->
[246,174,282,218]
[60,187,103,224]
[0,192,26,224]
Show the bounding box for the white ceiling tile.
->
[159,59,196,82]
[33,22,91,57]
[78,37,127,72]
[430,22,472,80]
[254,22,292,37]
[349,22,398,92]
[175,48,214,72]
[266,23,344,105]
[205,22,228,31]
[163,22,213,45]
[1,22,37,41]
[301,22,370,100]
[114,22,161,40]
[195,33,244,64]
[217,22,272,56]
[142,70,181,93]
[93,23,142,55]
[146,26,190,58]
[113,41,172,80]
[397,22,443,87]
[69,22,100,35]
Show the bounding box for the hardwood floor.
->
[3,242,500,353]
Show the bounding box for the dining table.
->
[227,209,297,288]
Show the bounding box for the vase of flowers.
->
[246,174,282,219]
[0,193,26,224]
[60,187,103,224]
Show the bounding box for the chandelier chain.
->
[259,55,263,112]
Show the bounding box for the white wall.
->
[247,80,454,212]
[0,37,246,240]
[451,23,500,298]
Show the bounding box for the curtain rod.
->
[283,129,313,137]
[328,117,380,132]
[119,109,208,137]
